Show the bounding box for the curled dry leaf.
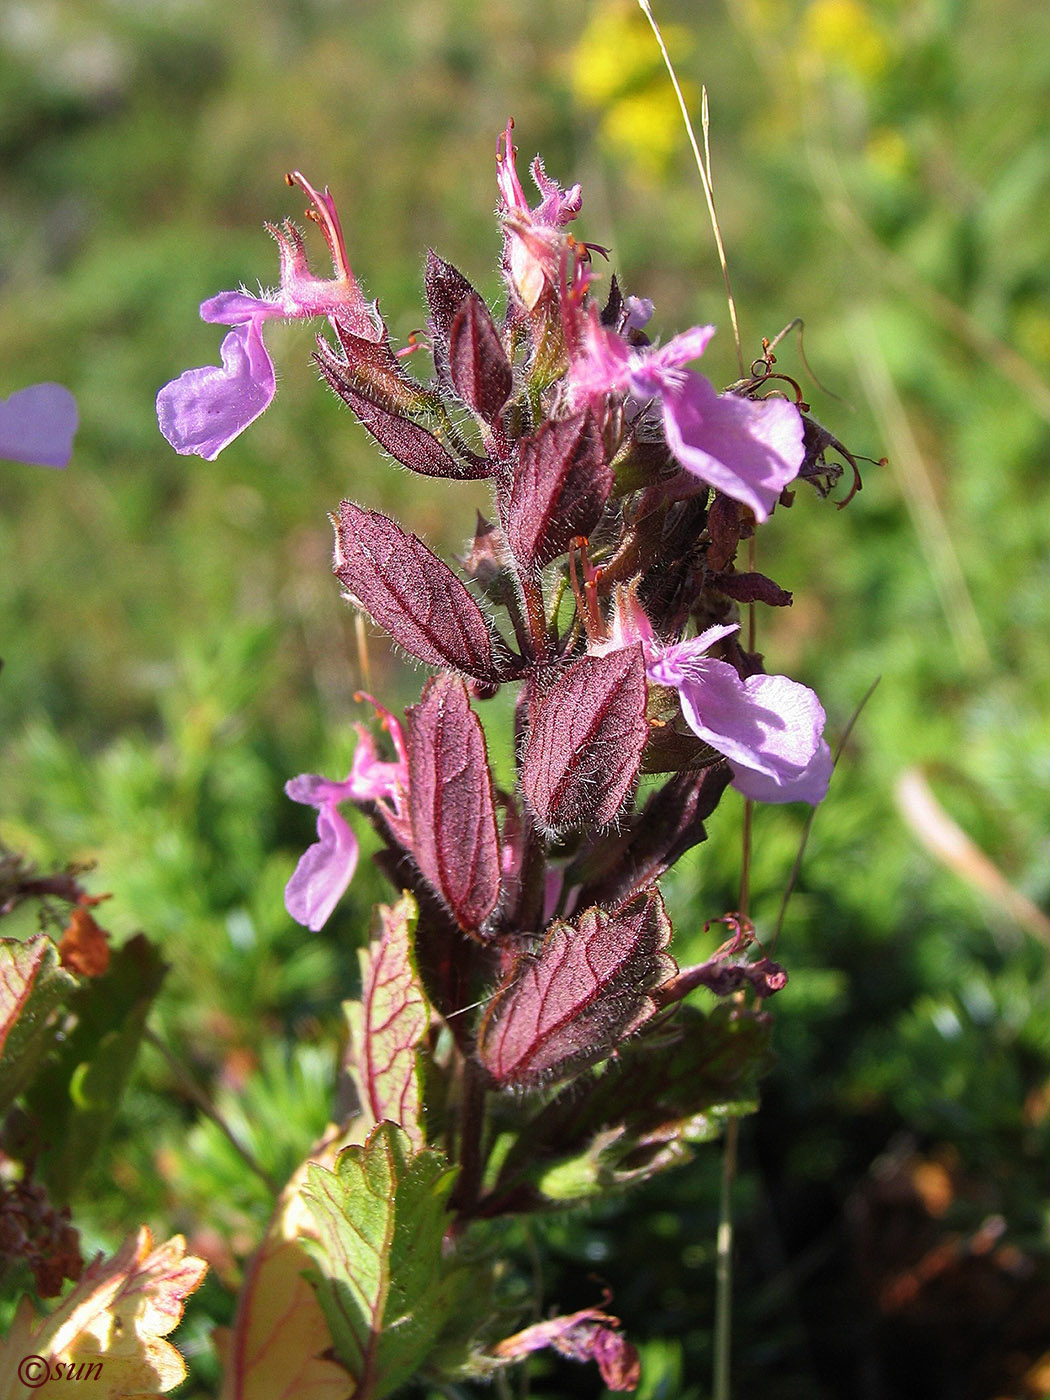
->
[494,1304,640,1392]
[0,1227,206,1398]
[58,908,111,979]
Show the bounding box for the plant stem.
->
[451,1055,487,1218]
[143,1028,280,1195]
[518,568,549,662]
[713,1114,740,1400]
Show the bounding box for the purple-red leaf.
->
[478,889,676,1088]
[573,765,733,909]
[406,674,501,934]
[334,501,501,680]
[709,570,793,607]
[506,409,612,566]
[316,334,490,480]
[449,294,512,425]
[425,251,475,337]
[522,648,649,830]
[424,250,475,392]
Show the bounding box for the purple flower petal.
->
[0,382,78,468]
[659,370,804,521]
[648,641,830,806]
[200,290,282,324]
[729,736,833,806]
[284,801,359,932]
[156,320,276,460]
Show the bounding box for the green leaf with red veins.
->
[522,648,649,831]
[505,408,612,567]
[478,889,676,1089]
[405,675,502,934]
[345,894,429,1152]
[301,1123,461,1400]
[334,502,502,682]
[448,293,512,426]
[0,935,77,1114]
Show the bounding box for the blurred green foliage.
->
[3,0,1050,1394]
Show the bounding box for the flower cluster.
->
[157,121,850,1390]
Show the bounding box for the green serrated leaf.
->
[300,1122,460,1400]
[0,935,77,1115]
[21,932,166,1200]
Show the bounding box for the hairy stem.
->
[451,1055,488,1219]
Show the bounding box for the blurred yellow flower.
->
[601,87,689,178]
[865,126,911,179]
[804,0,889,80]
[569,1,695,179]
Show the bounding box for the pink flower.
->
[157,172,382,460]
[571,314,804,521]
[496,119,583,310]
[0,382,78,468]
[600,593,831,805]
[284,709,407,931]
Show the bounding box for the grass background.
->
[3,0,1050,1395]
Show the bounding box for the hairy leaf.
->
[406,675,501,934]
[571,766,732,909]
[521,648,649,830]
[709,569,793,607]
[0,1227,206,1397]
[317,330,491,479]
[301,1123,460,1400]
[346,894,429,1150]
[449,294,512,425]
[0,936,76,1116]
[334,502,500,681]
[493,1004,772,1204]
[506,409,612,566]
[424,250,475,394]
[478,889,676,1089]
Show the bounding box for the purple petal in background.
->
[156,320,276,460]
[0,383,78,468]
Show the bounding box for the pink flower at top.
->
[157,172,382,460]
[284,706,407,931]
[496,119,583,311]
[571,313,804,522]
[0,382,78,468]
[600,591,831,805]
